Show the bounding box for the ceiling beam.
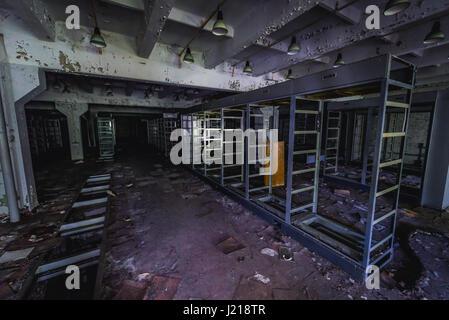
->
[286,24,449,81]
[136,0,175,58]
[5,0,55,41]
[251,1,449,76]
[203,0,320,69]
[100,0,144,11]
[318,0,362,25]
[167,7,234,39]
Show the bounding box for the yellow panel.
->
[264,141,285,187]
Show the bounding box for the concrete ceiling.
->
[1,0,449,90]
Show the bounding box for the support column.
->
[0,54,44,212]
[55,102,88,161]
[421,89,449,210]
[0,90,20,222]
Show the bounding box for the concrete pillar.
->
[421,89,449,210]
[55,102,88,161]
[0,47,43,211]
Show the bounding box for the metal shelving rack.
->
[323,111,341,175]
[162,113,178,158]
[178,54,415,281]
[221,107,245,188]
[285,99,323,224]
[202,110,222,180]
[97,117,115,159]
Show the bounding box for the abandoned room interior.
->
[0,0,449,303]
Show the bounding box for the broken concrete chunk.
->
[260,247,277,257]
[253,272,270,284]
[137,272,151,281]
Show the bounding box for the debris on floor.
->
[253,273,271,284]
[143,275,181,300]
[278,246,293,261]
[0,248,34,264]
[216,237,245,255]
[260,248,277,257]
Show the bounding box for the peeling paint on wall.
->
[58,50,81,72]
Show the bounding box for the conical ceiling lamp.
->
[333,53,344,68]
[287,37,300,55]
[424,21,445,45]
[243,61,253,74]
[383,0,410,16]
[287,69,294,80]
[212,9,228,36]
[183,47,194,64]
[52,78,61,90]
[89,0,106,48]
[90,27,106,48]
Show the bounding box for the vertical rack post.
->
[361,107,373,184]
[313,101,324,213]
[285,96,296,225]
[220,108,224,185]
[244,104,250,200]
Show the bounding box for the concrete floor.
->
[99,150,448,300]
[1,149,448,300]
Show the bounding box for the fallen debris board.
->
[113,280,147,300]
[84,207,107,218]
[72,197,108,208]
[216,237,245,254]
[334,189,350,196]
[144,275,181,300]
[0,247,34,264]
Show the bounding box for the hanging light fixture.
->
[212,9,228,36]
[383,0,410,16]
[52,77,61,90]
[333,53,345,68]
[183,47,194,64]
[423,21,445,45]
[243,61,253,74]
[287,36,300,55]
[89,0,106,48]
[287,69,294,80]
[90,27,107,48]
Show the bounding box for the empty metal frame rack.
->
[180,54,416,281]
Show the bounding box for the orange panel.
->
[264,141,285,187]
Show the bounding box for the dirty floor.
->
[99,152,449,300]
[1,151,448,300]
